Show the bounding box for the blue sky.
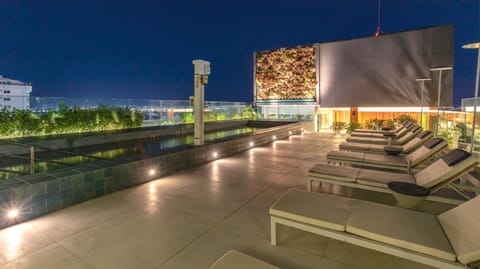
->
[0,0,478,105]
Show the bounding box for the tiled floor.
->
[0,132,444,268]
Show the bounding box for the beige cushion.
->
[351,130,379,134]
[269,189,351,231]
[370,144,402,153]
[367,137,390,145]
[405,141,447,167]
[395,131,416,145]
[350,132,386,138]
[327,151,365,162]
[394,128,409,138]
[308,164,360,182]
[339,142,371,152]
[438,195,480,264]
[346,136,386,144]
[402,137,423,153]
[362,153,408,167]
[341,143,404,154]
[209,251,279,269]
[347,200,456,261]
[356,169,415,188]
[414,157,479,189]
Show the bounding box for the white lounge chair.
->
[270,188,480,269]
[310,149,480,203]
[209,250,279,269]
[327,138,447,173]
[339,130,433,154]
[346,126,422,145]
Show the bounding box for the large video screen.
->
[255,45,317,103]
[318,26,453,107]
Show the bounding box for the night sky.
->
[0,0,478,106]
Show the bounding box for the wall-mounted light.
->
[272,135,277,140]
[249,141,254,147]
[212,151,218,158]
[7,209,19,219]
[148,169,156,176]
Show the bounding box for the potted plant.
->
[332,121,346,134]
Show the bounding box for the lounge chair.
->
[270,188,480,269]
[350,121,414,138]
[310,149,479,203]
[351,121,413,134]
[209,250,279,269]
[346,126,422,145]
[339,130,433,155]
[327,137,447,173]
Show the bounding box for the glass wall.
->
[29,97,248,127]
[255,105,315,121]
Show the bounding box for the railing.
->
[0,141,109,176]
[29,97,249,127]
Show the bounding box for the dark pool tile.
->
[83,181,94,193]
[72,188,84,203]
[71,174,84,186]
[60,189,73,207]
[45,167,79,178]
[46,179,60,193]
[31,182,47,195]
[13,184,32,200]
[31,194,47,216]
[0,189,13,203]
[0,178,26,191]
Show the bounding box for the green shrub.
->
[394,114,418,125]
[332,121,346,133]
[0,105,144,138]
[240,106,257,120]
[364,118,394,130]
[346,122,361,133]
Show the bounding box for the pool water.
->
[0,127,257,180]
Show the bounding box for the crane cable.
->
[375,0,382,37]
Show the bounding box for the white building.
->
[0,75,32,110]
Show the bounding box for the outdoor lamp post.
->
[429,66,453,137]
[192,59,211,146]
[462,42,480,153]
[415,78,431,129]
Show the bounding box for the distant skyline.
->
[0,0,478,106]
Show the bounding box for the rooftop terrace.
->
[0,132,450,268]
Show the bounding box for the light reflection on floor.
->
[0,132,446,269]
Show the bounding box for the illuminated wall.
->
[254,45,317,103]
[319,25,453,107]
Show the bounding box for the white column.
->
[429,67,452,137]
[192,59,210,146]
[416,78,431,129]
[193,74,205,145]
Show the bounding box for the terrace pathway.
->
[0,132,439,269]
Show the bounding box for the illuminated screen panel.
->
[255,45,317,103]
[319,25,453,107]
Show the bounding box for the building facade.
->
[253,25,454,130]
[0,75,32,110]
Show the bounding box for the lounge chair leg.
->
[270,218,277,246]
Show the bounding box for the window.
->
[3,90,10,94]
[3,98,10,101]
